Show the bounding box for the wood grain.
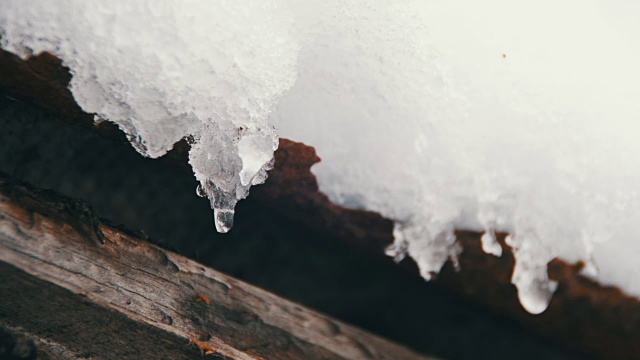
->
[0,173,432,360]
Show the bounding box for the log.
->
[0,173,432,360]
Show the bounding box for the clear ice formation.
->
[0,0,298,233]
[3,0,640,314]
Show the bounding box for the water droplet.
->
[516,278,557,315]
[481,230,502,257]
[214,209,234,233]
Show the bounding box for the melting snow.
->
[0,0,298,233]
[2,0,640,314]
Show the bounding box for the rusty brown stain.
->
[195,293,211,305]
[189,335,217,356]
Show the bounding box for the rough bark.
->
[0,172,431,360]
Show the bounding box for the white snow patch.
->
[3,0,640,314]
[271,0,640,313]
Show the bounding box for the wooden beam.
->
[0,173,433,360]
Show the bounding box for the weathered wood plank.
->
[0,174,432,360]
[1,265,209,360]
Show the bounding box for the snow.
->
[273,0,640,314]
[2,0,640,314]
[0,0,298,233]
